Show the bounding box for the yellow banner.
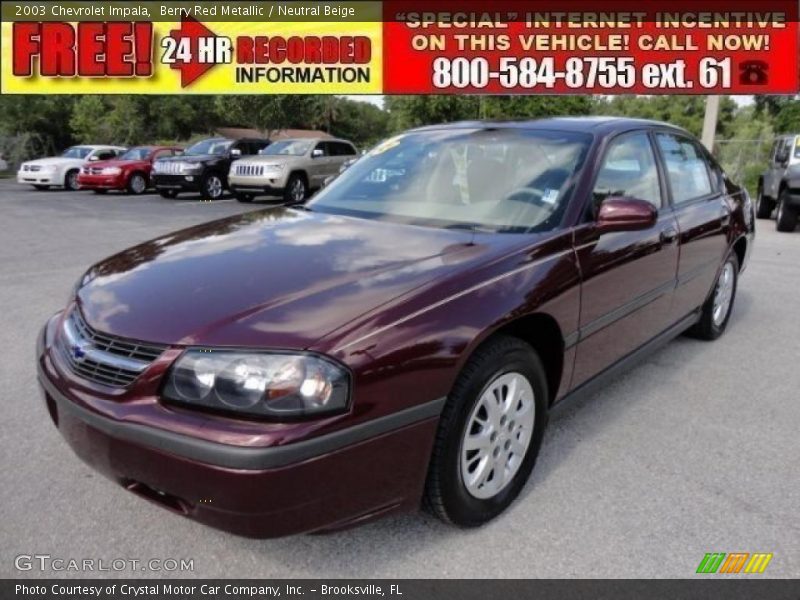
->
[0,19,382,94]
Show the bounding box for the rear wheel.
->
[64,169,79,191]
[283,174,307,204]
[775,189,798,232]
[201,174,224,200]
[234,191,254,203]
[755,183,774,219]
[689,251,738,341]
[424,336,549,527]
[127,173,147,195]
[158,189,178,199]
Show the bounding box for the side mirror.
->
[88,155,101,162]
[596,197,657,234]
[312,149,324,158]
[230,148,242,159]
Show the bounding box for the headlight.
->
[162,350,351,419]
[178,162,202,174]
[264,163,285,172]
[101,167,121,175]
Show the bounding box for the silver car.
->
[228,138,358,203]
[757,134,800,231]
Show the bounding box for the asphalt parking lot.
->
[0,179,798,579]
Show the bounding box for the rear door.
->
[329,141,358,171]
[308,142,334,187]
[653,131,731,322]
[571,130,680,388]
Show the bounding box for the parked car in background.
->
[757,133,800,232]
[228,138,357,203]
[152,137,270,200]
[77,146,184,195]
[17,146,126,191]
[37,118,754,537]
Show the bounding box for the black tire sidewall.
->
[283,175,306,203]
[64,170,79,191]
[776,191,798,232]
[202,174,224,200]
[436,342,549,526]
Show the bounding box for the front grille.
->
[235,164,265,177]
[155,162,182,175]
[83,167,103,175]
[57,310,166,388]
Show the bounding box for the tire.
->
[200,173,225,200]
[775,189,798,233]
[127,173,147,195]
[93,189,108,195]
[283,173,307,204]
[158,189,178,199]
[234,191,254,203]
[64,169,79,191]
[424,336,549,527]
[33,185,49,191]
[688,251,739,341]
[755,184,774,219]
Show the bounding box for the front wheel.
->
[424,336,549,527]
[64,170,79,191]
[689,251,739,341]
[127,173,148,195]
[158,189,178,199]
[201,174,225,200]
[283,174,307,204]
[775,189,798,232]
[755,185,774,219]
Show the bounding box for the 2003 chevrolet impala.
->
[37,118,754,537]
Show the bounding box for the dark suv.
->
[152,138,270,200]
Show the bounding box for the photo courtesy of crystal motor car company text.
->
[1,0,799,593]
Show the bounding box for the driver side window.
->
[593,132,662,214]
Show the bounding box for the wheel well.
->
[733,237,747,272]
[290,170,309,185]
[493,313,564,405]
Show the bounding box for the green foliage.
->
[385,96,480,131]
[595,96,738,137]
[773,101,800,134]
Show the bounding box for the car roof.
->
[409,116,690,136]
[273,137,352,144]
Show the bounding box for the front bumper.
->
[18,170,58,185]
[152,173,203,193]
[77,173,126,190]
[36,315,440,537]
[229,172,290,196]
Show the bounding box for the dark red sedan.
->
[77,146,183,195]
[37,118,754,537]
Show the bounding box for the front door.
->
[571,131,680,388]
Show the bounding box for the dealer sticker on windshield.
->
[542,189,559,205]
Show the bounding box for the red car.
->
[37,118,754,537]
[77,146,183,195]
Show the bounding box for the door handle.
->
[660,228,678,244]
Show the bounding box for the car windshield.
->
[261,141,311,156]
[119,147,153,161]
[61,147,93,159]
[309,129,591,233]
[185,139,232,156]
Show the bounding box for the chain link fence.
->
[713,137,773,196]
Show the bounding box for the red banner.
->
[383,0,799,94]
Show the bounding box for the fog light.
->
[185,176,194,181]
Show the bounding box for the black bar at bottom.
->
[3,579,800,600]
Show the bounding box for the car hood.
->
[86,159,149,170]
[76,208,497,349]
[25,156,84,167]
[157,154,217,164]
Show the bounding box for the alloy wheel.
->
[712,262,735,327]
[206,176,223,199]
[460,372,535,500]
[130,174,146,194]
[291,179,305,202]
[67,171,78,190]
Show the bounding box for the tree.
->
[214,95,323,136]
[385,96,480,131]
